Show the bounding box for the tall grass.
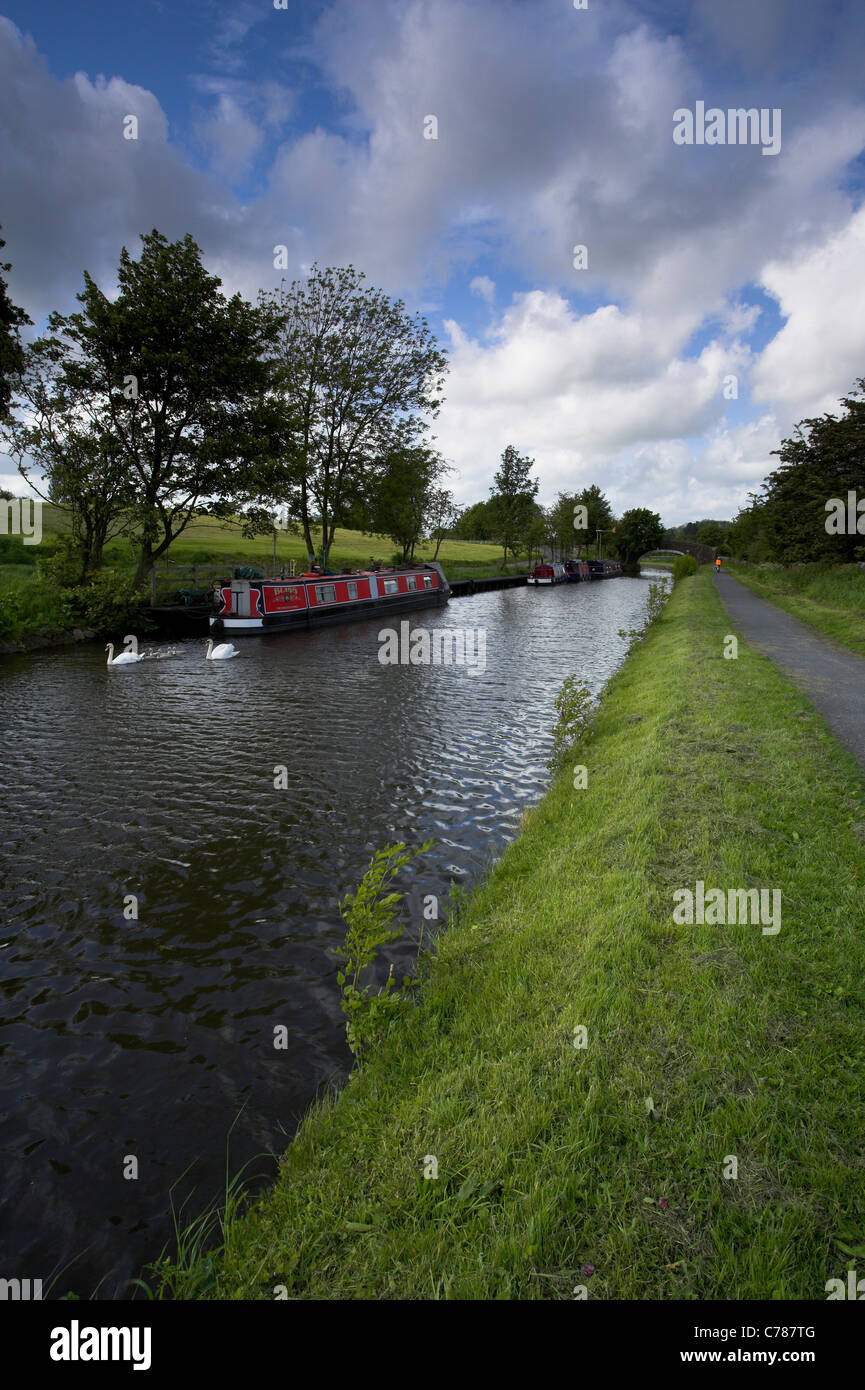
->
[728,562,865,656]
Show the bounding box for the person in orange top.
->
[715,556,722,574]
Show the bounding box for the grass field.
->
[22,504,503,569]
[149,568,865,1301]
[727,562,865,658]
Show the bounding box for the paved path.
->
[714,569,865,772]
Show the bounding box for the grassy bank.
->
[0,510,506,643]
[150,567,865,1300]
[727,561,865,658]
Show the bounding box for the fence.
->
[148,559,298,605]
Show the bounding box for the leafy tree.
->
[426,486,460,559]
[573,483,614,557]
[549,492,578,559]
[695,521,726,548]
[614,507,665,567]
[367,442,447,561]
[261,264,447,569]
[488,443,539,563]
[21,230,288,587]
[0,228,32,422]
[762,383,865,562]
[452,498,498,541]
[525,509,550,567]
[9,338,135,581]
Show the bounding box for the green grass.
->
[727,562,865,658]
[32,505,502,570]
[0,565,69,640]
[150,569,865,1300]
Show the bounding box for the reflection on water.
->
[0,577,656,1296]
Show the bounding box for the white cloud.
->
[752,202,865,418]
[469,275,495,304]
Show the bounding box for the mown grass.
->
[727,561,865,658]
[151,569,865,1300]
[25,505,502,570]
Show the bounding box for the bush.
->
[672,554,698,583]
[68,571,152,636]
[548,676,594,772]
[335,840,431,1059]
[0,535,38,565]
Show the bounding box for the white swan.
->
[105,643,145,666]
[205,638,240,660]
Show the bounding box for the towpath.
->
[713,569,865,772]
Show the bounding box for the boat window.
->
[315,584,337,604]
[406,576,417,590]
[383,579,398,594]
[423,575,432,588]
[348,581,358,600]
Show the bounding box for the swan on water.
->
[205,638,240,660]
[105,643,145,666]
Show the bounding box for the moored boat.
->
[210,561,450,636]
[528,561,569,585]
[564,559,591,581]
[586,559,623,579]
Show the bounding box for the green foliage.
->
[488,444,539,563]
[453,498,499,541]
[66,571,152,635]
[0,534,38,565]
[366,442,448,561]
[0,225,32,421]
[618,579,670,650]
[260,262,447,569]
[695,521,726,548]
[335,840,432,1059]
[672,554,698,582]
[614,507,665,566]
[549,676,594,772]
[18,229,290,588]
[727,377,865,563]
[0,573,68,640]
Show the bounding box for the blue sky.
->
[2,0,865,523]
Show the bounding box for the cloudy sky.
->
[2,0,865,523]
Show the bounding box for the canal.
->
[0,573,665,1296]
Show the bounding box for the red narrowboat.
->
[209,562,450,636]
[528,561,569,585]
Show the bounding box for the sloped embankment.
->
[162,569,865,1300]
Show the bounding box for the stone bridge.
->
[641,535,718,566]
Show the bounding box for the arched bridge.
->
[640,536,718,566]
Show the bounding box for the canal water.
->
[0,573,665,1296]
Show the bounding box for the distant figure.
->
[715,556,722,574]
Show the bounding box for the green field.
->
[149,568,865,1301]
[727,562,865,658]
[26,505,502,569]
